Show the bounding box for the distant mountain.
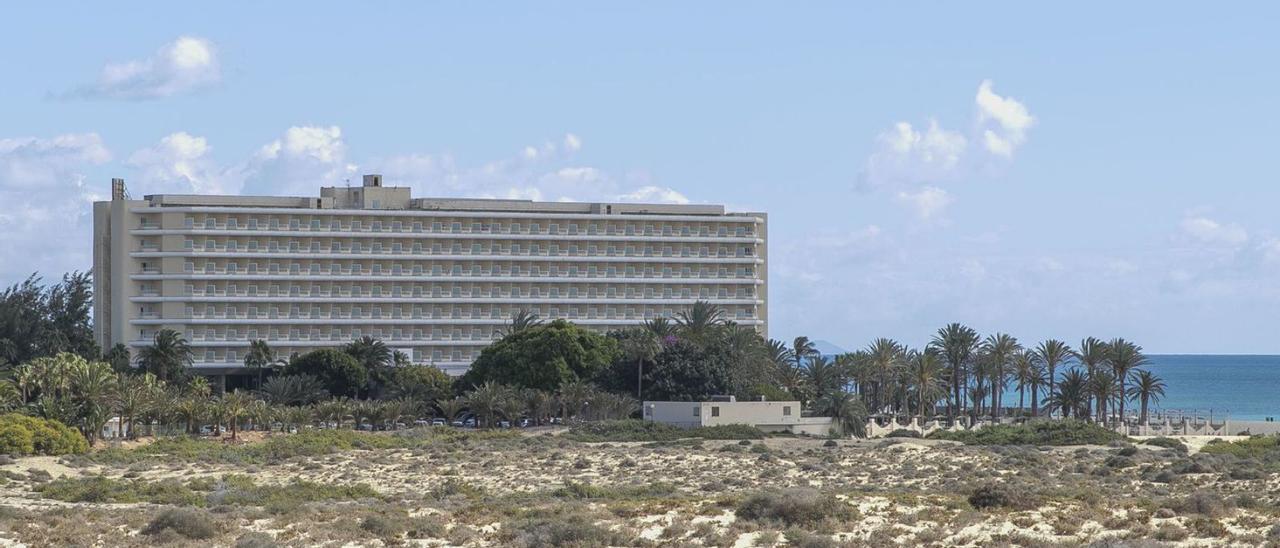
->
[811,339,848,356]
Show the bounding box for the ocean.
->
[831,353,1280,421]
[1140,355,1280,421]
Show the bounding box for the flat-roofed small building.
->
[93,175,767,378]
[642,397,832,436]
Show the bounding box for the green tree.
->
[284,349,367,398]
[66,357,117,444]
[641,339,733,401]
[495,309,544,337]
[929,323,980,419]
[388,364,453,402]
[907,349,947,418]
[617,328,661,399]
[465,382,511,428]
[113,373,159,439]
[1107,338,1148,420]
[243,339,284,389]
[814,391,869,438]
[981,333,1020,420]
[135,329,193,383]
[1048,369,1090,419]
[102,343,132,374]
[1034,339,1072,415]
[675,301,726,341]
[220,390,256,440]
[1127,369,1166,425]
[258,374,329,405]
[461,320,618,391]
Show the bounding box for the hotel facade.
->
[93,176,768,376]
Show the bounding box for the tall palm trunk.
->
[1029,381,1039,417]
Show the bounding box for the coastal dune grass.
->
[85,426,519,464]
[565,419,765,442]
[38,473,381,509]
[927,420,1125,446]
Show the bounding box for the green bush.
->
[1199,435,1279,459]
[967,484,1031,510]
[885,429,922,438]
[927,420,1125,446]
[565,419,764,442]
[553,480,676,499]
[38,476,201,505]
[91,427,519,465]
[0,414,88,456]
[142,508,219,539]
[1141,437,1189,453]
[736,489,853,526]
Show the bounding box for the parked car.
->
[450,419,464,427]
[519,418,532,428]
[463,417,477,428]
[498,420,511,428]
[431,418,446,427]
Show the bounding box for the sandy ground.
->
[0,430,1276,546]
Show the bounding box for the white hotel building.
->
[93,175,767,376]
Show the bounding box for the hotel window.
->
[711,407,720,417]
[783,406,792,416]
[693,407,700,417]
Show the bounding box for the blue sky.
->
[3,3,1279,353]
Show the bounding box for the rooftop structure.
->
[93,176,767,376]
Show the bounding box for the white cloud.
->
[241,126,355,196]
[127,132,232,195]
[895,186,953,219]
[616,186,689,204]
[860,120,967,189]
[73,36,220,100]
[0,134,111,281]
[1179,216,1248,247]
[563,133,582,152]
[859,80,1035,190]
[975,80,1035,157]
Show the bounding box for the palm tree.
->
[1047,369,1090,419]
[675,301,725,340]
[258,374,329,406]
[642,317,676,340]
[813,390,869,438]
[558,380,595,422]
[344,336,392,370]
[220,390,255,440]
[1011,350,1036,416]
[1027,359,1048,418]
[435,397,466,423]
[243,339,284,389]
[0,378,19,411]
[863,338,904,413]
[929,323,980,419]
[1034,339,1072,415]
[1088,370,1120,422]
[466,382,509,428]
[1127,370,1166,425]
[113,373,158,439]
[618,328,661,399]
[766,339,803,400]
[496,309,544,338]
[906,349,947,418]
[65,359,117,444]
[135,329,192,383]
[792,336,818,365]
[803,355,844,404]
[981,333,1020,420]
[1107,338,1148,420]
[1075,337,1109,415]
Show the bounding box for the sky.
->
[3,3,1280,353]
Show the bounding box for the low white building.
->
[642,396,834,436]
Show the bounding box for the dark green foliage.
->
[38,476,202,505]
[284,349,367,398]
[0,272,97,367]
[1141,437,1189,453]
[885,429,922,438]
[967,484,1029,510]
[257,374,329,405]
[0,413,88,455]
[736,489,854,525]
[141,508,219,539]
[1173,491,1231,518]
[388,364,453,401]
[1199,435,1279,459]
[564,419,764,442]
[552,480,676,499]
[461,320,618,391]
[639,339,733,401]
[928,420,1125,446]
[499,510,627,548]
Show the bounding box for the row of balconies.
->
[169,218,757,238]
[170,287,757,298]
[157,244,758,259]
[140,308,761,323]
[171,264,758,278]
